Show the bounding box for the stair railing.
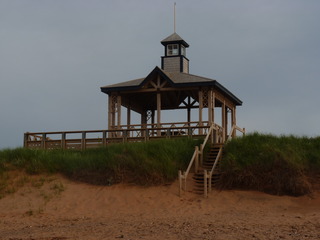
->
[204,124,245,197]
[179,123,218,196]
[227,124,246,142]
[205,145,223,197]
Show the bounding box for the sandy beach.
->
[0,174,319,240]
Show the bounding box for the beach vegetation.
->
[219,133,320,196]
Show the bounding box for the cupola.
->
[161,32,189,73]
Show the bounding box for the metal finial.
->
[174,2,176,33]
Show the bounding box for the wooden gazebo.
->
[24,32,244,150]
[100,32,242,142]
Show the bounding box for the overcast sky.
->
[1,0,320,149]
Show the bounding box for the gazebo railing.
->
[24,121,211,150]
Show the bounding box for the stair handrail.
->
[205,125,245,196]
[226,124,245,142]
[179,123,218,196]
[206,145,223,196]
[202,123,218,148]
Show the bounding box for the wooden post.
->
[23,133,28,148]
[157,92,161,136]
[209,172,212,193]
[184,171,187,192]
[61,132,66,149]
[222,101,226,142]
[208,89,213,125]
[232,107,236,137]
[204,170,208,198]
[141,111,147,137]
[108,95,112,130]
[179,170,182,196]
[81,132,86,150]
[145,129,149,142]
[127,107,131,128]
[195,146,199,173]
[166,129,171,138]
[151,110,155,127]
[187,96,191,125]
[200,144,204,166]
[108,95,116,138]
[151,110,155,137]
[225,106,228,140]
[41,133,46,149]
[117,95,121,130]
[212,92,215,126]
[123,130,127,143]
[199,89,203,135]
[102,131,107,147]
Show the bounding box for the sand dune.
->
[0,175,319,240]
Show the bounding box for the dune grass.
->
[0,138,202,189]
[219,133,320,196]
[1,134,320,197]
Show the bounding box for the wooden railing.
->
[178,123,223,196]
[206,145,223,197]
[227,124,246,142]
[178,124,245,197]
[24,121,211,150]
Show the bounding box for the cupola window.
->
[181,45,186,56]
[167,44,178,56]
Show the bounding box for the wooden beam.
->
[118,87,199,94]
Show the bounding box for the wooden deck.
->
[24,121,224,150]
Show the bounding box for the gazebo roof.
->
[100,66,242,107]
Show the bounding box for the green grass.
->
[219,133,320,196]
[0,138,202,188]
[1,134,319,197]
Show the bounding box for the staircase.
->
[193,144,223,195]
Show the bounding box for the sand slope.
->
[0,175,319,240]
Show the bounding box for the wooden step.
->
[192,143,224,195]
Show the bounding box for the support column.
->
[108,95,112,130]
[208,90,214,126]
[108,95,117,138]
[117,95,121,130]
[186,96,190,125]
[141,110,147,137]
[225,107,228,139]
[157,92,161,136]
[151,110,155,137]
[151,110,155,126]
[127,107,131,127]
[222,100,226,142]
[232,107,236,137]
[212,92,215,125]
[187,108,191,124]
[199,89,203,135]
